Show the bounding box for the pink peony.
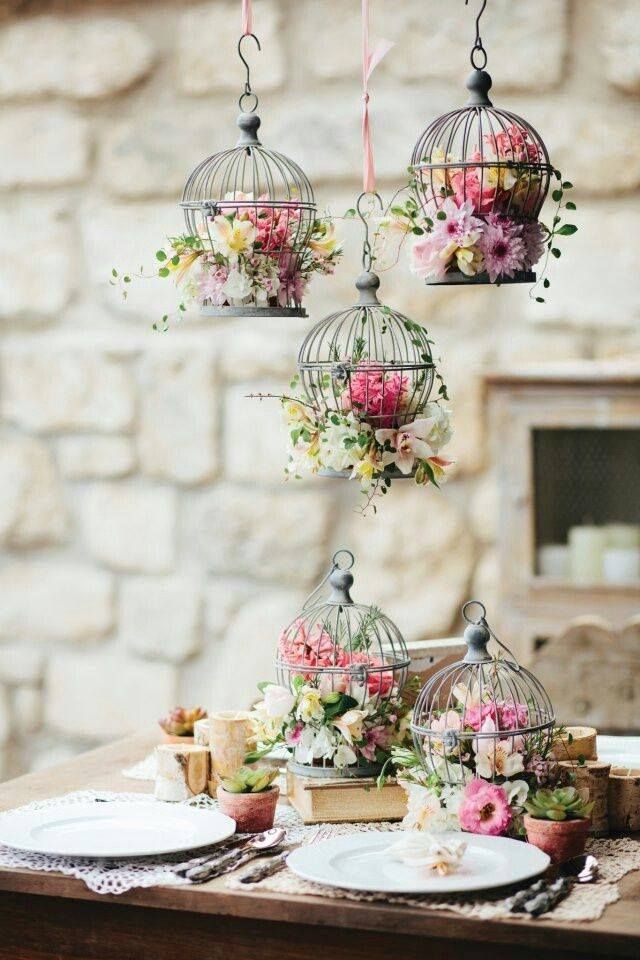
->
[463,701,498,732]
[343,363,408,428]
[478,216,526,282]
[497,701,529,731]
[458,778,512,836]
[278,618,336,669]
[338,650,394,698]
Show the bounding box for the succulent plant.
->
[221,766,279,794]
[525,786,594,822]
[159,706,207,737]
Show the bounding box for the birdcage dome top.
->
[276,549,410,696]
[411,600,556,785]
[411,69,553,225]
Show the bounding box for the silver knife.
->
[238,850,290,884]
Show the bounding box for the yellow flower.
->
[296,686,325,724]
[332,708,368,744]
[309,222,340,258]
[210,215,256,259]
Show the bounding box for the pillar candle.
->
[537,544,569,579]
[604,524,640,549]
[603,548,640,584]
[568,526,605,584]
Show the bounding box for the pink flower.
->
[285,722,304,746]
[478,216,526,282]
[486,124,540,165]
[412,231,450,281]
[342,363,409,427]
[278,618,336,669]
[463,702,498,732]
[521,220,545,270]
[338,650,394,698]
[497,701,529,731]
[197,265,229,306]
[375,418,436,475]
[458,779,512,836]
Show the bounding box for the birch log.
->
[609,767,640,833]
[194,717,210,746]
[154,744,210,802]
[553,726,598,762]
[209,710,255,784]
[558,760,611,836]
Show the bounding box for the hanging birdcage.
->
[276,550,411,778]
[180,35,317,317]
[411,600,555,786]
[409,1,554,285]
[295,196,441,481]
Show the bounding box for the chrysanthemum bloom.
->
[478,216,526,282]
[458,778,512,836]
[521,220,546,270]
[342,363,409,428]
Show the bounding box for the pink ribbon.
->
[361,0,394,193]
[242,0,253,35]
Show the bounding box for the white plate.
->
[287,830,550,894]
[0,800,236,858]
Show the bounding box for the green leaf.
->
[155,250,167,262]
[170,255,180,266]
[158,267,170,277]
[562,180,573,189]
[557,224,578,236]
[257,680,274,694]
[111,268,118,278]
[552,189,563,203]
[123,275,131,283]
[565,201,576,210]
[412,226,424,235]
[436,210,447,220]
[543,278,550,289]
[551,248,561,258]
[535,296,545,303]
[344,208,356,218]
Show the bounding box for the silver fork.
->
[238,825,332,885]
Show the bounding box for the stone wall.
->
[0,0,638,778]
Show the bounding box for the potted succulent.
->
[217,767,280,833]
[524,786,594,863]
[159,706,208,744]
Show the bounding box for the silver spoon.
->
[182,827,286,883]
[508,854,599,917]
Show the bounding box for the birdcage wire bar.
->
[411,601,555,785]
[276,550,411,777]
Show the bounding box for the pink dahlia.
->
[478,216,526,282]
[458,778,512,836]
[343,363,408,428]
[521,220,546,270]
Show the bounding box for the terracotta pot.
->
[161,733,195,745]
[217,785,280,833]
[524,814,591,864]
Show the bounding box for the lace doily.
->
[226,834,640,924]
[0,789,638,921]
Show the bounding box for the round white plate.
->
[287,830,550,894]
[0,800,236,858]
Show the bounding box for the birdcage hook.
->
[465,0,488,70]
[356,191,384,272]
[237,33,261,112]
[462,598,521,671]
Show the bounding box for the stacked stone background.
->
[0,0,638,779]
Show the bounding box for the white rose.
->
[263,684,296,719]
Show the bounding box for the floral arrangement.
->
[111,192,342,325]
[276,371,453,506]
[248,618,415,772]
[158,706,207,738]
[385,681,567,839]
[383,123,577,294]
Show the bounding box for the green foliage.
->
[221,766,279,794]
[525,786,593,821]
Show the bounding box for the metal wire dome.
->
[180,111,316,316]
[411,600,555,786]
[297,269,437,475]
[276,549,411,777]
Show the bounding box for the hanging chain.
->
[465,0,488,71]
[356,191,383,272]
[462,599,521,671]
[237,33,261,112]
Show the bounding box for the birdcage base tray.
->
[318,467,416,480]
[200,305,307,318]
[426,269,536,286]
[287,760,383,780]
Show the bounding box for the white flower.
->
[320,420,361,472]
[222,268,253,301]
[263,684,296,720]
[210,215,256,258]
[332,708,368,745]
[375,418,437,475]
[505,779,529,808]
[309,222,340,258]
[334,743,358,768]
[296,685,325,724]
[423,403,453,453]
[473,718,525,779]
[387,832,466,876]
[294,725,336,763]
[401,783,460,833]
[251,701,284,742]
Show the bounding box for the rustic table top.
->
[0,732,639,960]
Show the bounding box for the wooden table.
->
[0,733,639,960]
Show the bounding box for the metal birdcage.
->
[276,549,411,778]
[180,35,317,316]
[411,600,555,785]
[410,1,554,285]
[296,195,438,479]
